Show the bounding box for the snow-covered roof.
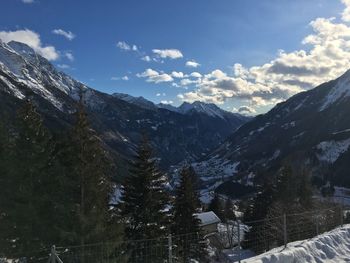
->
[194,211,221,226]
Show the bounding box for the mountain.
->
[194,69,350,188]
[0,40,249,176]
[114,92,249,123]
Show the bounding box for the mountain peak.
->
[320,69,350,111]
[178,101,227,118]
[112,93,157,110]
[7,41,36,56]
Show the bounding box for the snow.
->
[195,211,221,226]
[243,225,350,263]
[191,158,239,182]
[110,185,122,205]
[316,139,350,163]
[178,101,227,119]
[320,70,350,111]
[0,41,84,111]
[332,129,350,135]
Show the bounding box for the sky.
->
[1,0,350,114]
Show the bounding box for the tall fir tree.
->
[0,101,61,260]
[208,193,225,221]
[172,165,205,262]
[119,136,170,262]
[58,96,117,248]
[224,199,236,222]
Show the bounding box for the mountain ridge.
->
[193,69,350,188]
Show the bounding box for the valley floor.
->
[241,224,350,263]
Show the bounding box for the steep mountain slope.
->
[0,40,249,175]
[196,69,350,187]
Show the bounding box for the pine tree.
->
[242,183,275,252]
[172,165,205,262]
[58,97,116,248]
[224,199,236,222]
[119,136,170,262]
[0,101,60,260]
[208,193,225,221]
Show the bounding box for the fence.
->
[5,206,348,263]
[218,205,346,262]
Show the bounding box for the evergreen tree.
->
[242,183,275,252]
[172,165,205,262]
[224,199,236,222]
[0,101,60,260]
[119,136,170,262]
[208,193,225,221]
[58,97,116,248]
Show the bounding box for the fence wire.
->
[2,206,347,263]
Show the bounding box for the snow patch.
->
[244,225,350,263]
[316,139,350,163]
[320,73,350,111]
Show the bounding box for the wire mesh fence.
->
[2,205,347,263]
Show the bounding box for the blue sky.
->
[1,0,349,114]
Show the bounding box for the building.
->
[194,211,221,235]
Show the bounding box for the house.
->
[194,211,221,235]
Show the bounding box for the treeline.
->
[0,99,207,262]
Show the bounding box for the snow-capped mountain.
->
[195,69,350,188]
[0,40,249,174]
[112,93,158,110]
[113,92,247,121]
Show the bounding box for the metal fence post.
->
[283,214,287,248]
[48,245,56,263]
[168,234,173,263]
[237,221,241,263]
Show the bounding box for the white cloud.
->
[186,60,200,68]
[132,45,138,51]
[152,49,183,59]
[65,51,74,61]
[190,72,202,78]
[22,0,34,3]
[236,106,256,114]
[136,68,173,83]
[179,1,350,112]
[0,29,59,60]
[142,55,151,62]
[342,0,350,21]
[160,100,173,104]
[52,29,76,41]
[171,71,185,78]
[116,41,139,52]
[111,75,129,81]
[156,92,166,97]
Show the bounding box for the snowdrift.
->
[244,224,350,263]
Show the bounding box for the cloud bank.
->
[176,0,350,112]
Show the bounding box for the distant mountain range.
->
[0,40,249,177]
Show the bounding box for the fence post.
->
[237,221,241,263]
[316,214,319,235]
[168,234,173,263]
[283,214,287,249]
[48,245,56,263]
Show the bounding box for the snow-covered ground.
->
[243,224,350,263]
